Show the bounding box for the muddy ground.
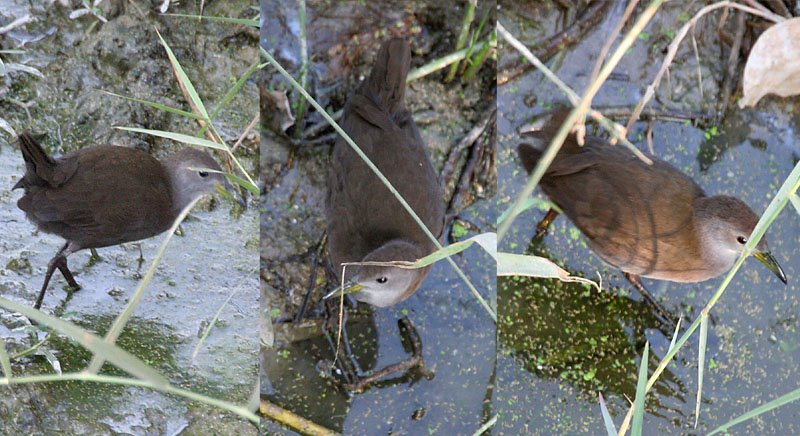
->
[0,1,259,433]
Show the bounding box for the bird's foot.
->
[329,316,431,394]
[534,208,560,240]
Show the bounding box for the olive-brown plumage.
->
[326,38,445,307]
[13,132,226,310]
[517,108,786,285]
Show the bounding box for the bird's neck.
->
[161,158,196,216]
[693,198,740,275]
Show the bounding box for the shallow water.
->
[260,0,497,433]
[497,1,800,434]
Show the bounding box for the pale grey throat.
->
[348,239,429,308]
[694,195,785,282]
[162,148,226,215]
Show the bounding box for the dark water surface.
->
[497,2,800,434]
[261,0,497,434]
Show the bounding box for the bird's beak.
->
[753,251,787,284]
[323,279,364,300]
[215,181,247,209]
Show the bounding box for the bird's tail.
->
[516,143,543,174]
[18,131,56,168]
[361,38,411,116]
[13,131,57,190]
[517,106,579,173]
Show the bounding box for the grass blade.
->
[496,197,561,226]
[86,197,200,374]
[667,315,682,354]
[599,393,618,436]
[0,297,169,386]
[789,193,800,215]
[224,172,259,195]
[631,341,649,436]
[116,127,228,150]
[497,253,599,290]
[472,413,497,436]
[192,282,244,360]
[410,232,495,265]
[162,14,259,27]
[207,60,261,123]
[406,36,495,82]
[0,337,12,379]
[0,372,257,423]
[708,387,800,435]
[156,29,209,119]
[104,91,207,121]
[695,313,709,428]
[341,233,496,271]
[445,0,476,82]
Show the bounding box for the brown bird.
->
[517,108,786,308]
[325,38,445,307]
[13,132,226,310]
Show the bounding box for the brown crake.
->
[326,38,445,307]
[517,108,786,285]
[13,132,226,310]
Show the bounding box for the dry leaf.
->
[260,89,296,134]
[740,17,800,108]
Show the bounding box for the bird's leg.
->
[136,243,145,270]
[624,273,677,327]
[535,208,560,239]
[34,243,79,310]
[343,317,431,393]
[338,308,365,376]
[56,257,80,290]
[294,232,328,323]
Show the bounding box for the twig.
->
[0,15,33,35]
[719,11,746,115]
[497,0,609,85]
[342,317,429,393]
[520,106,713,130]
[498,26,652,164]
[231,113,258,153]
[441,104,496,200]
[743,0,779,18]
[625,0,785,134]
[303,109,343,138]
[260,399,340,436]
[716,5,731,40]
[690,30,704,101]
[763,0,791,18]
[589,0,640,86]
[448,121,491,215]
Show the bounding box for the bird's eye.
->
[737,236,747,244]
[376,277,388,284]
[198,171,209,178]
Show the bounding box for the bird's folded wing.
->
[349,94,399,132]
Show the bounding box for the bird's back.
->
[518,110,709,280]
[326,38,445,277]
[16,139,174,249]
